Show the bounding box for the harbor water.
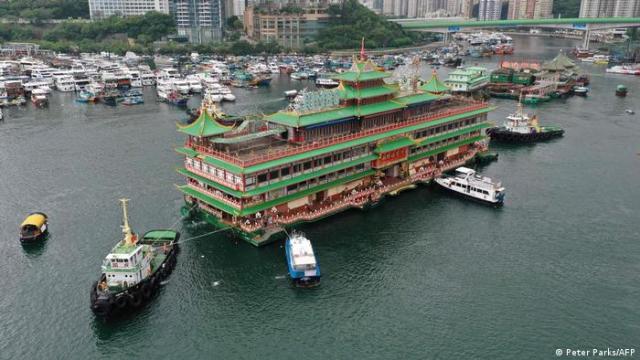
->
[1,36,639,359]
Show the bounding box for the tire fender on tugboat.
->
[128,291,143,307]
[141,282,153,299]
[115,295,127,309]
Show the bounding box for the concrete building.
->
[244,5,330,49]
[478,0,501,19]
[580,0,640,18]
[507,0,552,19]
[88,0,170,20]
[172,0,224,43]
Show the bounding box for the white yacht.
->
[172,79,191,95]
[87,81,105,94]
[220,86,236,102]
[23,81,52,94]
[54,75,76,92]
[73,76,92,92]
[268,63,280,74]
[187,76,203,93]
[156,79,174,100]
[203,86,223,102]
[128,70,143,87]
[157,68,180,81]
[141,71,156,86]
[435,167,505,205]
[29,66,55,85]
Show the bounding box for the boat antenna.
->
[119,198,134,245]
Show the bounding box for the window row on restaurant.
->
[412,117,478,140]
[186,157,243,185]
[245,145,369,190]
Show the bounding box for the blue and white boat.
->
[285,232,321,287]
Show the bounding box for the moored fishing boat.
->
[435,167,505,205]
[30,89,49,107]
[285,232,320,288]
[19,212,48,243]
[487,99,564,143]
[90,199,179,318]
[76,90,98,103]
[573,86,589,97]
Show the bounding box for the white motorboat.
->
[172,79,191,95]
[220,86,235,101]
[435,167,505,205]
[54,75,76,92]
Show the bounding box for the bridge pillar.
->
[582,28,591,50]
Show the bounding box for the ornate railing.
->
[185,102,488,170]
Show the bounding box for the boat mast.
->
[120,198,134,245]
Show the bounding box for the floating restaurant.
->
[175,57,494,246]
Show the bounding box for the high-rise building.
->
[171,0,224,43]
[88,0,170,20]
[244,5,330,48]
[461,0,474,18]
[580,0,640,18]
[532,0,552,18]
[478,0,501,19]
[507,0,552,19]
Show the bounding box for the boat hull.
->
[90,235,180,318]
[20,230,48,244]
[434,179,504,206]
[285,238,321,288]
[487,127,564,143]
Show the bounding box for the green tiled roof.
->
[395,92,441,105]
[339,85,397,100]
[357,101,405,117]
[186,106,493,175]
[175,147,198,157]
[332,71,390,82]
[266,107,357,128]
[375,137,415,153]
[245,106,493,174]
[420,73,450,94]
[408,135,486,162]
[177,110,234,137]
[179,170,375,216]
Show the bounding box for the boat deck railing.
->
[187,102,488,170]
[233,149,480,234]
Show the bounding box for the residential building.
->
[507,0,552,19]
[88,0,169,20]
[244,5,330,49]
[171,0,224,43]
[478,0,501,19]
[580,0,640,18]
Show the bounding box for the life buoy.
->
[128,291,143,307]
[115,295,127,309]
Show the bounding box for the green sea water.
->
[0,36,639,359]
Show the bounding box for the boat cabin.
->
[102,243,151,289]
[19,212,48,242]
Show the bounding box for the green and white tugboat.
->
[90,199,180,317]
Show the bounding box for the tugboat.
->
[19,212,48,243]
[90,199,180,317]
[435,167,506,206]
[285,232,321,288]
[616,84,628,97]
[487,99,564,143]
